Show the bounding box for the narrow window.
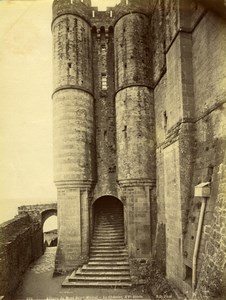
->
[101,74,107,90]
[68,62,72,75]
[122,125,127,138]
[110,11,113,18]
[101,44,106,54]
[164,111,168,131]
[208,165,214,182]
[92,10,95,18]
[104,130,107,141]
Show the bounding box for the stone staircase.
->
[62,204,132,287]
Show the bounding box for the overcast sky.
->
[0,0,120,223]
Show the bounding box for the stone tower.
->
[114,1,155,258]
[52,0,155,273]
[52,0,95,271]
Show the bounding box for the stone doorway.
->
[61,196,131,287]
[92,196,124,240]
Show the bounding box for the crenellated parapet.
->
[113,0,152,25]
[52,0,92,25]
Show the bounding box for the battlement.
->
[53,0,91,8]
[52,0,153,26]
[52,0,92,24]
[108,0,152,25]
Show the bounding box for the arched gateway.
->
[62,195,131,287]
[92,195,124,239]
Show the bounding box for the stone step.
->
[97,213,123,216]
[94,231,123,234]
[77,270,130,276]
[88,261,129,266]
[93,230,124,235]
[61,206,132,289]
[89,257,128,262]
[93,234,124,238]
[93,235,124,240]
[91,240,125,247]
[95,224,124,228]
[94,230,124,235]
[94,228,124,233]
[82,264,130,271]
[90,245,126,250]
[69,275,131,282]
[96,221,123,224]
[97,224,123,226]
[90,249,127,254]
[94,229,124,233]
[62,278,132,288]
[90,253,128,258]
[92,241,125,245]
[97,218,123,220]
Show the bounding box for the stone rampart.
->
[0,215,43,298]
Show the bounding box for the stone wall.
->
[194,163,226,300]
[153,0,226,298]
[92,18,117,199]
[0,215,43,298]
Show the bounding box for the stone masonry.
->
[52,0,226,298]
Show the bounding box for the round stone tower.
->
[114,0,155,258]
[52,0,94,272]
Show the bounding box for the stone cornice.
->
[54,180,94,188]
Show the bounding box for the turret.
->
[52,0,91,21]
[114,1,155,258]
[52,0,94,272]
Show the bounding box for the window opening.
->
[164,111,168,131]
[101,44,106,54]
[92,10,95,18]
[101,74,107,90]
[104,130,107,141]
[208,165,214,182]
[68,62,72,75]
[122,125,127,138]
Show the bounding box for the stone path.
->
[27,247,56,274]
[14,247,151,300]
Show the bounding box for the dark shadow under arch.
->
[92,195,124,240]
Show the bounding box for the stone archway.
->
[41,209,58,248]
[92,195,125,243]
[41,209,57,227]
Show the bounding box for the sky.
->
[0,0,120,224]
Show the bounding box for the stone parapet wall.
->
[0,215,43,298]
